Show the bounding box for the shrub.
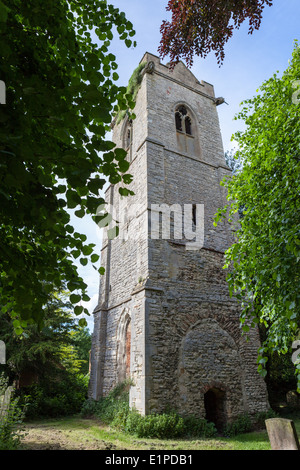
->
[126,412,185,439]
[81,380,217,439]
[20,372,89,418]
[253,409,278,429]
[124,409,143,434]
[0,374,26,450]
[223,413,252,437]
[182,414,217,438]
[80,398,98,417]
[222,409,278,437]
[81,379,132,427]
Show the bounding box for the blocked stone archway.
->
[177,318,244,420]
[116,309,131,383]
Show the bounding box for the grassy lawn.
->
[19,416,269,450]
[20,410,300,451]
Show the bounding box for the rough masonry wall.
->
[90,52,269,422]
[142,54,269,419]
[89,72,150,405]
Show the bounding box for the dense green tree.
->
[0,290,86,382]
[215,43,300,389]
[70,326,91,375]
[0,0,136,331]
[0,290,91,416]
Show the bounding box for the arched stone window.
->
[175,106,192,135]
[175,105,195,154]
[116,309,131,383]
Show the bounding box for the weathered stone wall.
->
[89,52,269,423]
[89,63,150,404]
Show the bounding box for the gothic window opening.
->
[175,105,195,154]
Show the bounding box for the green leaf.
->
[118,159,130,173]
[70,294,81,304]
[82,245,93,256]
[74,305,84,315]
[91,253,99,263]
[119,187,134,196]
[75,207,85,218]
[114,148,127,160]
[79,318,87,327]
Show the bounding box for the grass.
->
[20,409,300,451]
[19,416,270,450]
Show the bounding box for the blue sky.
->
[73,0,300,330]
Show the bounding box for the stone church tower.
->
[89,52,269,429]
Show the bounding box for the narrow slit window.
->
[192,204,197,226]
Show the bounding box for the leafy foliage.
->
[0,290,86,379]
[115,62,146,124]
[225,149,243,175]
[0,374,26,450]
[125,411,186,439]
[70,326,91,375]
[215,43,300,389]
[265,349,298,405]
[21,374,89,418]
[223,410,278,436]
[223,413,252,437]
[0,0,136,330]
[81,381,217,439]
[159,0,273,66]
[81,379,131,425]
[0,290,90,417]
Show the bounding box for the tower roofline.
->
[139,51,216,99]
